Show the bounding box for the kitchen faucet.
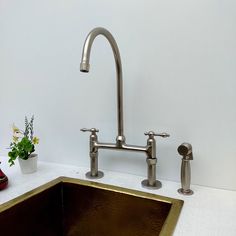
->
[80,27,169,189]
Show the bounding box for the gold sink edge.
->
[0,176,183,236]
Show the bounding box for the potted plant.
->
[8,116,39,174]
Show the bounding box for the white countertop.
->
[1,160,236,236]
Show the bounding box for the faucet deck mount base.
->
[86,171,104,179]
[178,188,194,195]
[141,179,162,190]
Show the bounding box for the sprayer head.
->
[177,143,193,160]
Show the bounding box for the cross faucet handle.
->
[80,128,99,134]
[144,131,170,138]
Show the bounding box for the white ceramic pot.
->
[18,153,38,174]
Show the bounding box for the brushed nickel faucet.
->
[80,27,169,189]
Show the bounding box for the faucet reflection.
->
[80,27,169,189]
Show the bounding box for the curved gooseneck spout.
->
[80,27,125,144]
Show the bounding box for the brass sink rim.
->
[0,176,183,236]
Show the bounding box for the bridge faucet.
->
[80,27,169,189]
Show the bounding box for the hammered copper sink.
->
[0,177,183,236]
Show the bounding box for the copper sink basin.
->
[0,177,183,236]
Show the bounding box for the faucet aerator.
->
[80,62,90,73]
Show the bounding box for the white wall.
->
[0,0,236,190]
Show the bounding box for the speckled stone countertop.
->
[0,159,236,236]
